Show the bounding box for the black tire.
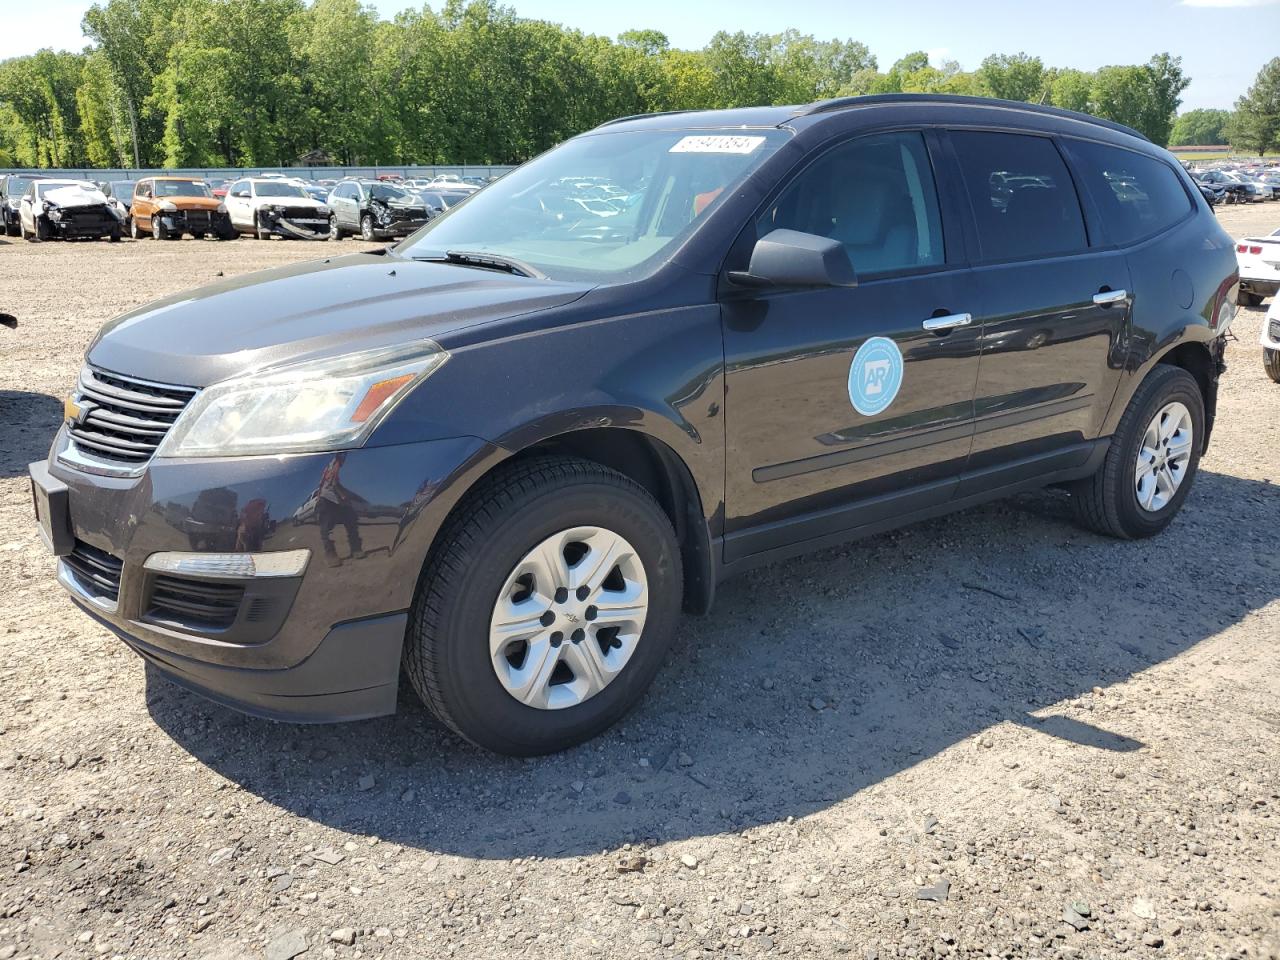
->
[152,216,167,241]
[108,227,121,242]
[1238,291,1264,308]
[255,214,269,240]
[360,213,375,241]
[129,216,144,240]
[404,455,683,756]
[329,214,342,240]
[1265,348,1280,384]
[1071,365,1204,539]
[4,217,18,237]
[33,217,49,242]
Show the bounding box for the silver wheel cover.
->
[489,526,648,710]
[1135,401,1193,513]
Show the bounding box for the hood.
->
[87,251,592,386]
[44,184,108,208]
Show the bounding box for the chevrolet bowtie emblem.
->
[64,397,94,426]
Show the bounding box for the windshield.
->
[110,181,133,196]
[255,181,309,198]
[370,184,412,202]
[7,176,36,195]
[155,179,212,198]
[397,129,788,280]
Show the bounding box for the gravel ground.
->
[1,208,1278,960]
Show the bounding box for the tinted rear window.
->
[950,131,1087,261]
[1067,140,1192,246]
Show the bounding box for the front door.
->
[721,130,983,562]
[225,181,253,229]
[944,130,1130,492]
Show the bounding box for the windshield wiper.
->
[414,250,546,279]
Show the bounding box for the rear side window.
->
[950,131,1087,262]
[758,131,945,276]
[1066,140,1192,246]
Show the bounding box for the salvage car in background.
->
[18,179,123,242]
[328,179,430,240]
[1236,228,1280,306]
[224,177,332,240]
[129,177,235,241]
[1,174,45,236]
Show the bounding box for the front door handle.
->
[1093,288,1129,307]
[922,312,973,332]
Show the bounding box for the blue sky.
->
[5,0,1277,111]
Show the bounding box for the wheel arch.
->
[426,426,716,616]
[1153,339,1221,448]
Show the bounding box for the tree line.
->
[0,0,1250,170]
[1168,57,1280,154]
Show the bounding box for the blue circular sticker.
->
[848,336,904,417]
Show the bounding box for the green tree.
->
[978,52,1046,102]
[1169,108,1232,146]
[1229,57,1280,155]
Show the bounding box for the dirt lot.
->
[1,207,1278,960]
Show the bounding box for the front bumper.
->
[31,430,500,720]
[47,210,121,238]
[373,217,429,238]
[259,209,331,239]
[157,209,233,236]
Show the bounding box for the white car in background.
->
[223,177,332,240]
[1235,227,1280,306]
[1262,296,1280,383]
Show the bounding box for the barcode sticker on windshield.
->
[669,135,766,155]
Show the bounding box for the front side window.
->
[757,131,945,276]
[397,129,790,281]
[1067,140,1192,246]
[950,130,1087,261]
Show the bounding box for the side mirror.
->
[728,229,857,289]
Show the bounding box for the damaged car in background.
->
[128,177,235,241]
[18,179,123,242]
[2,174,46,236]
[327,179,430,241]
[223,177,333,240]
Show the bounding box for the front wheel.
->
[360,213,376,241]
[1265,348,1280,383]
[329,214,342,240]
[404,456,683,756]
[1071,365,1204,539]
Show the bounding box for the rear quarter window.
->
[1065,140,1193,246]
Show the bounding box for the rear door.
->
[944,129,1131,492]
[721,129,984,560]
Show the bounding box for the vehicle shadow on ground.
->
[146,468,1278,859]
[0,390,63,478]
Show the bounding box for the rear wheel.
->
[1239,291,1264,307]
[1265,348,1280,383]
[404,456,683,755]
[1072,365,1203,539]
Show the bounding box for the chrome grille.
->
[67,366,197,465]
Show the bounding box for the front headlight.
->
[318,205,330,215]
[157,200,177,212]
[157,341,449,458]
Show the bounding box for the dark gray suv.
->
[29,95,1240,754]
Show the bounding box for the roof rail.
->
[793,93,1150,143]
[596,109,700,128]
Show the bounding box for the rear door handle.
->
[922,312,973,332]
[1093,289,1129,306]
